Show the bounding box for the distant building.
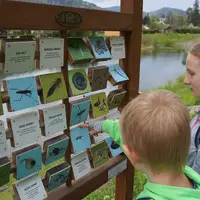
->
[142,25,150,30]
[0,30,7,39]
[162,25,174,34]
[104,31,120,36]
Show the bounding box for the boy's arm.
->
[88,120,123,147]
[191,146,200,174]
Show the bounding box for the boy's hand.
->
[79,123,99,136]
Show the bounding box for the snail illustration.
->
[20,158,36,169]
[110,141,120,150]
[50,146,65,156]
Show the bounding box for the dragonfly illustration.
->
[111,67,128,80]
[70,43,84,56]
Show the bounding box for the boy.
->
[81,90,200,199]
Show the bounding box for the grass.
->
[85,170,146,200]
[157,74,200,106]
[142,33,200,52]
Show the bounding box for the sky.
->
[86,0,194,11]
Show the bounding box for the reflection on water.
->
[139,51,186,91]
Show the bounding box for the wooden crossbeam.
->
[0,0,133,31]
[47,155,127,200]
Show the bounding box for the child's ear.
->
[123,144,138,165]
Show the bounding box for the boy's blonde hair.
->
[120,90,191,173]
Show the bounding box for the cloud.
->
[86,0,120,8]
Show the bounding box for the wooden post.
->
[60,30,72,187]
[121,0,143,100]
[115,1,143,200]
[0,0,143,199]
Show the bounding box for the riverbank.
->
[157,74,200,118]
[158,74,200,106]
[142,33,200,54]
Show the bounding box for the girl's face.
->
[184,53,200,98]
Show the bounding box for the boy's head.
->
[119,90,191,174]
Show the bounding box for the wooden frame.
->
[0,0,143,199]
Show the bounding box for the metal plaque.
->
[56,11,82,26]
[10,112,41,148]
[0,121,8,154]
[71,150,91,180]
[39,38,64,69]
[110,37,126,59]
[15,173,47,200]
[4,41,36,73]
[42,104,67,136]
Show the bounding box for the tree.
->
[161,14,165,19]
[165,12,186,29]
[191,0,200,26]
[186,7,193,24]
[143,14,150,25]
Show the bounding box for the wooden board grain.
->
[0,0,133,31]
[47,155,126,200]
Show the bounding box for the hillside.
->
[148,7,186,17]
[104,6,186,17]
[21,1,187,17]
[61,0,100,9]
[104,6,120,12]
[23,0,100,9]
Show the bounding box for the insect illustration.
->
[93,97,107,112]
[47,78,62,98]
[20,158,36,169]
[53,174,66,184]
[72,72,87,90]
[111,67,128,80]
[49,146,65,157]
[99,99,107,111]
[110,141,120,150]
[94,40,108,55]
[70,43,84,56]
[93,96,101,108]
[94,71,108,89]
[10,84,38,103]
[95,148,108,164]
[76,135,83,140]
[76,105,86,122]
